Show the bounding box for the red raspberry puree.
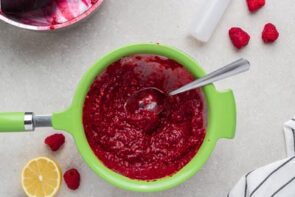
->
[83,55,206,180]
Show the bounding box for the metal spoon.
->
[125,58,250,114]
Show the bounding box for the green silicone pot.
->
[0,43,236,192]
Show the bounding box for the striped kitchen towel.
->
[228,118,295,197]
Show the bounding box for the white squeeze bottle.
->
[191,0,232,42]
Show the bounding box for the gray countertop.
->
[0,0,294,196]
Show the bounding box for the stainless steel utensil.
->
[125,58,250,114]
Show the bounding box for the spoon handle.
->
[169,58,250,96]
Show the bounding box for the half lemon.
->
[21,157,61,197]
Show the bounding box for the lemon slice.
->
[21,157,61,197]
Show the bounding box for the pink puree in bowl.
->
[83,55,206,180]
[0,0,103,30]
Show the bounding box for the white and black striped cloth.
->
[228,118,295,197]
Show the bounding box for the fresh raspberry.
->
[229,27,250,49]
[63,169,81,190]
[246,0,265,12]
[262,23,279,43]
[44,133,65,151]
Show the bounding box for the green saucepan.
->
[0,43,236,192]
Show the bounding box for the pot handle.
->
[0,112,52,132]
[52,108,74,135]
[214,90,236,139]
[0,112,26,131]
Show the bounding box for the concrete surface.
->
[0,0,294,196]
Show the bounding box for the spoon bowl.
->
[124,87,167,115]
